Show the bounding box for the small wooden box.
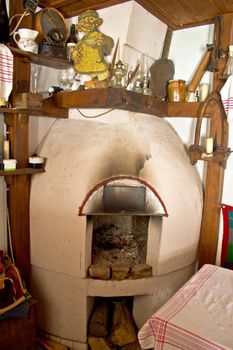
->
[14,93,42,110]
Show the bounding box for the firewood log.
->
[89,302,109,337]
[109,302,137,346]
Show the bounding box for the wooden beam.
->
[198,13,233,267]
[167,102,213,118]
[10,47,71,70]
[4,114,29,167]
[5,0,32,285]
[198,97,228,267]
[213,13,233,91]
[4,113,30,284]
[5,175,31,284]
[39,0,129,18]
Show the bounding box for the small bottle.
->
[0,0,9,44]
[223,45,233,78]
[195,89,199,102]
[66,24,78,61]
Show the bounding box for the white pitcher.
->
[13,28,39,54]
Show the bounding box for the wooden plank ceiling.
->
[38,0,233,30]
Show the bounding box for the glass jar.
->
[167,79,186,102]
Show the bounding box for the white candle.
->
[206,137,213,154]
[3,140,10,159]
[199,83,209,102]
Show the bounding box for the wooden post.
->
[198,98,228,268]
[4,111,30,284]
[5,174,31,284]
[3,0,32,285]
[198,13,233,267]
[213,13,233,91]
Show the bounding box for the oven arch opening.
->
[79,175,168,217]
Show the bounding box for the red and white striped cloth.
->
[0,44,13,106]
[138,264,233,350]
[220,75,233,121]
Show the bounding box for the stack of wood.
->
[88,299,142,350]
[89,263,152,280]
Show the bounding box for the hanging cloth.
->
[220,74,233,121]
[0,43,13,107]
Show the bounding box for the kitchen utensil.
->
[13,28,38,53]
[108,38,119,85]
[150,28,175,98]
[33,7,68,44]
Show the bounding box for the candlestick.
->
[206,137,213,154]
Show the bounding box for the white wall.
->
[169,25,233,264]
[168,25,214,179]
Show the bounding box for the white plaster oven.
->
[30,110,203,349]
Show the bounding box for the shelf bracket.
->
[189,90,230,167]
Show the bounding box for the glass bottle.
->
[66,24,78,61]
[67,24,78,44]
[223,45,233,78]
[0,0,9,44]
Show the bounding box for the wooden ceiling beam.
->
[136,0,178,30]
[38,0,233,29]
[38,0,77,9]
[39,0,129,18]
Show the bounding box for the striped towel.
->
[0,44,13,107]
[138,264,233,350]
[220,75,233,121]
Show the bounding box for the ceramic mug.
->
[13,28,39,54]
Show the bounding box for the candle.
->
[3,140,9,159]
[199,83,209,102]
[206,137,213,154]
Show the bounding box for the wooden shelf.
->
[9,46,72,70]
[189,144,231,167]
[52,88,216,118]
[0,168,45,176]
[167,101,214,117]
[1,88,215,120]
[52,87,168,117]
[1,99,68,119]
